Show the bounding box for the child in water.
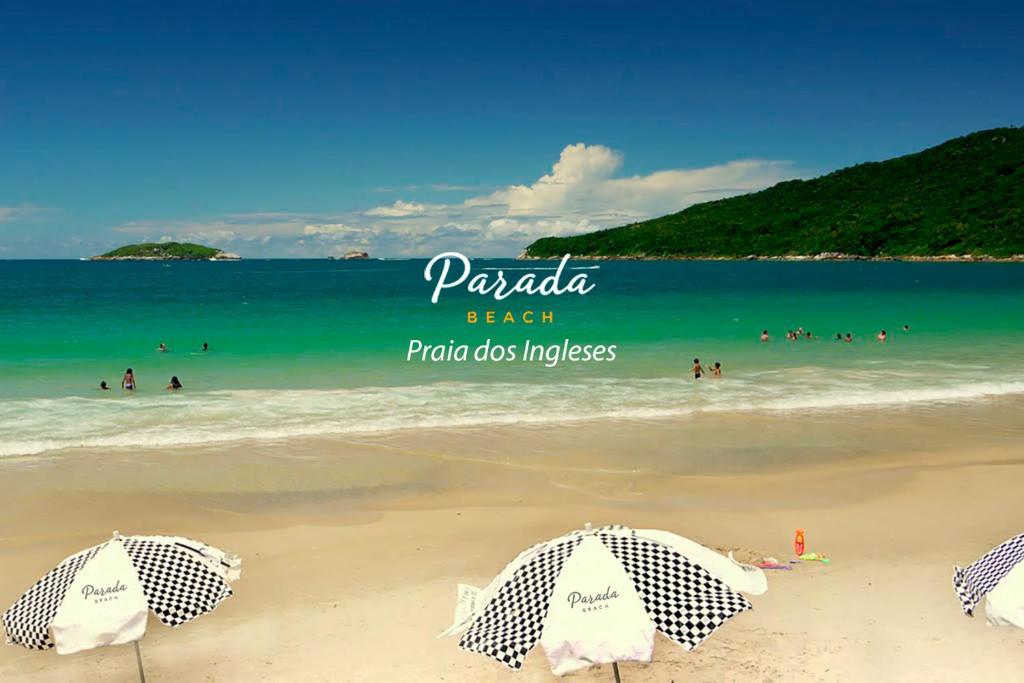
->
[711,362,722,377]
[691,358,705,380]
[100,381,110,390]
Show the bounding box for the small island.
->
[91,242,242,261]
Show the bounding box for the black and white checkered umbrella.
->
[3,532,241,680]
[954,532,1024,627]
[442,524,766,677]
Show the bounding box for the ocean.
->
[1,258,1022,458]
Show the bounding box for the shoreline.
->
[4,393,1024,467]
[519,252,1024,262]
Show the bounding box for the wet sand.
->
[2,402,1024,681]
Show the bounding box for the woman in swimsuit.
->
[121,368,136,391]
[691,358,704,380]
[167,375,183,391]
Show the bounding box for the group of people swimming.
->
[98,341,208,393]
[761,324,910,344]
[694,324,912,381]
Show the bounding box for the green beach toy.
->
[799,552,831,564]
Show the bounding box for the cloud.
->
[0,205,55,223]
[365,200,430,217]
[303,223,360,236]
[103,143,798,257]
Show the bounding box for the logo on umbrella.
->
[567,586,620,613]
[82,581,129,603]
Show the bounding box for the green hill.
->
[524,127,1024,260]
[92,242,240,260]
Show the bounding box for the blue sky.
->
[1,1,1022,258]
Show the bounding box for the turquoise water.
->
[1,259,1022,456]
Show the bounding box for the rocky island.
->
[91,242,242,261]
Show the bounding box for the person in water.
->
[202,342,209,352]
[760,329,770,342]
[835,333,843,341]
[167,375,183,391]
[121,368,136,390]
[903,324,911,332]
[711,361,722,377]
[691,358,704,380]
[157,342,167,352]
[877,329,887,342]
[844,333,854,343]
[100,381,110,390]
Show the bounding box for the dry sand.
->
[2,404,1024,682]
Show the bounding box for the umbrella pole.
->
[612,661,622,682]
[133,641,147,683]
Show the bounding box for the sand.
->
[2,402,1024,682]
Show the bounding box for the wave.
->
[1,371,1023,458]
[479,265,600,271]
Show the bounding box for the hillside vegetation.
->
[525,127,1024,259]
[94,242,235,260]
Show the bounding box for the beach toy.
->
[794,529,805,556]
[798,552,830,564]
[755,561,792,570]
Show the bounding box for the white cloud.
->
[364,200,430,217]
[303,223,359,235]
[0,205,54,223]
[104,143,798,257]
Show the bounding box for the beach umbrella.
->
[3,532,241,681]
[441,524,766,679]
[953,532,1024,628]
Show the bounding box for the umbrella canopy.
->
[3,532,241,655]
[442,524,766,675]
[954,532,1024,628]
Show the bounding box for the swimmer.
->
[835,333,843,341]
[100,381,110,390]
[167,375,183,391]
[691,358,705,380]
[760,329,770,342]
[157,342,167,352]
[844,333,853,343]
[711,361,722,377]
[877,329,887,342]
[903,324,910,332]
[202,342,209,352]
[121,368,136,390]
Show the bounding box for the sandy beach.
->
[2,401,1024,682]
